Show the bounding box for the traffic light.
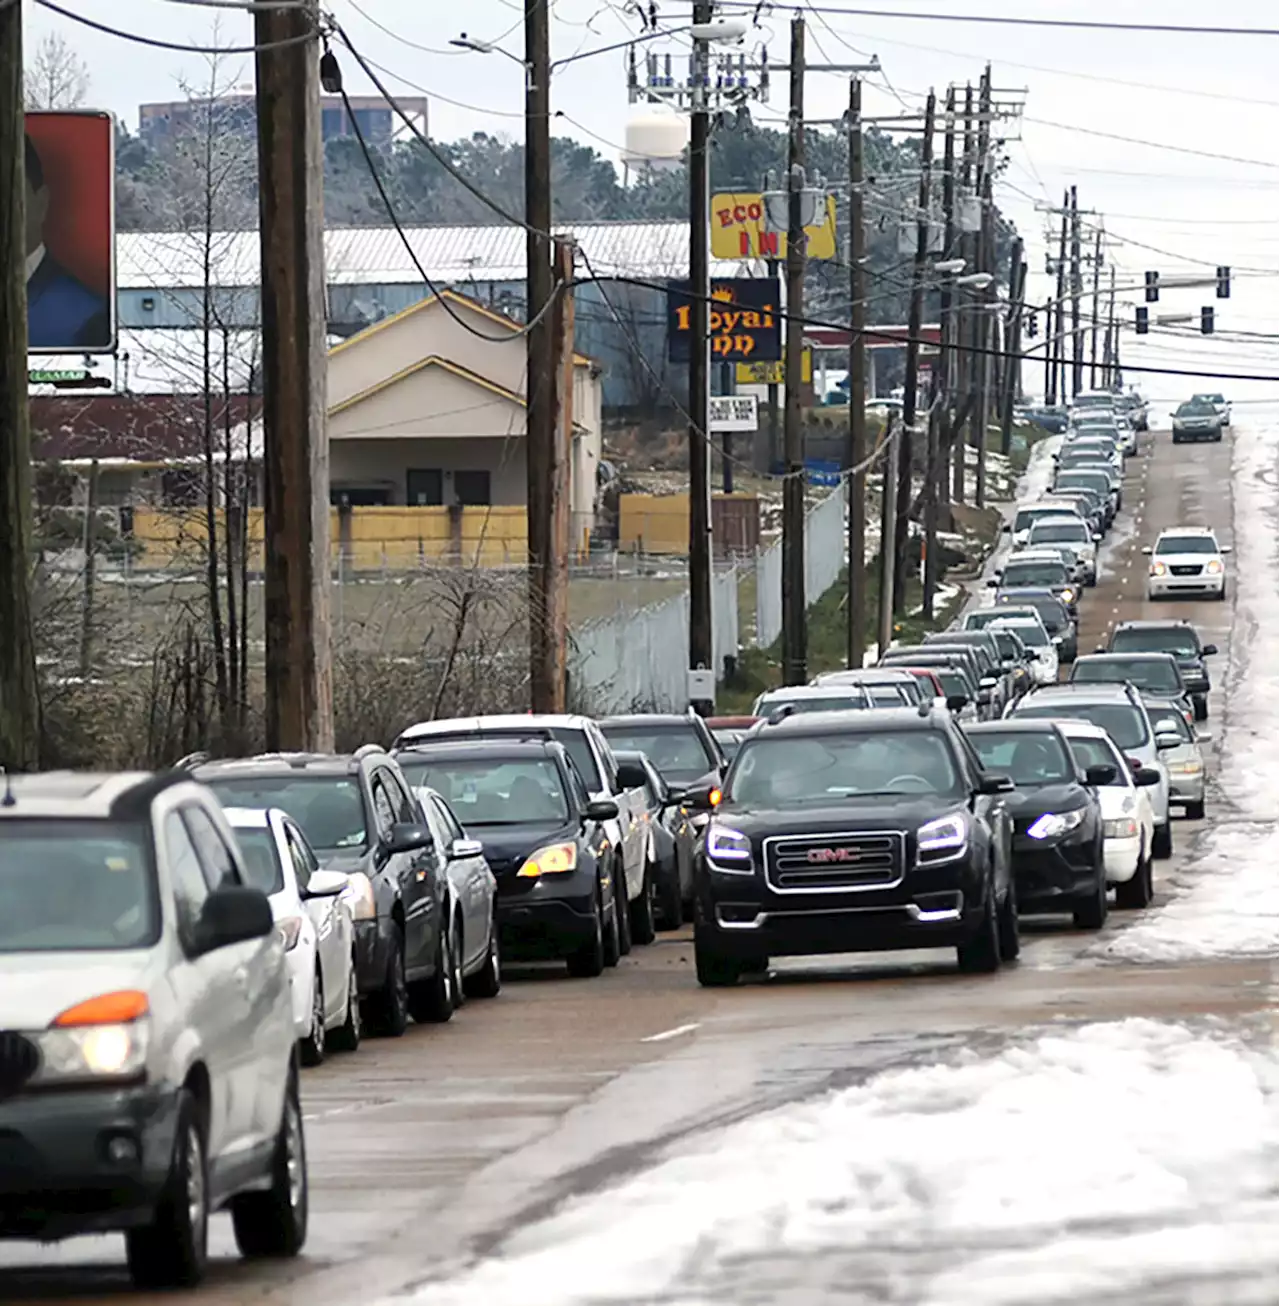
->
[1201,306,1214,335]
[1026,311,1038,339]
[1144,271,1159,303]
[1135,306,1149,335]
[1217,266,1231,299]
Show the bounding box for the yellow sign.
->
[711,192,838,261]
[736,350,813,386]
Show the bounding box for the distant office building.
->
[138,94,427,145]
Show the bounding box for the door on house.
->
[406,468,443,506]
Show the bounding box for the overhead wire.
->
[33,0,321,52]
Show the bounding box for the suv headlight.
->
[1205,559,1223,574]
[1027,808,1087,841]
[917,813,967,861]
[517,843,578,877]
[343,871,377,921]
[1150,562,1167,577]
[706,825,753,870]
[32,991,151,1084]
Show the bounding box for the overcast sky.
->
[26,0,1280,401]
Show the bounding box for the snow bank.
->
[399,1019,1277,1306]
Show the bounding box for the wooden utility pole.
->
[687,1,714,684]
[892,88,935,614]
[1051,192,1068,406]
[78,460,101,679]
[970,67,993,510]
[1000,250,1027,456]
[0,0,40,768]
[1104,265,1117,387]
[254,0,333,752]
[1089,225,1103,388]
[845,77,868,670]
[1069,184,1083,398]
[780,13,807,685]
[951,83,975,507]
[876,422,898,657]
[934,85,957,537]
[1042,296,1053,403]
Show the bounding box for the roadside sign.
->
[667,278,781,363]
[735,350,812,386]
[708,394,758,433]
[711,191,838,261]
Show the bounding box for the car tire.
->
[299,968,326,1068]
[956,881,1002,975]
[1116,844,1154,909]
[629,862,657,946]
[997,887,1020,961]
[463,909,502,999]
[613,857,633,958]
[1193,695,1209,721]
[126,1089,209,1289]
[408,917,456,1024]
[327,959,362,1052]
[1152,821,1174,860]
[567,883,606,978]
[231,1070,308,1260]
[367,925,409,1038]
[1072,851,1109,931]
[1184,799,1206,821]
[695,928,743,987]
[657,861,684,930]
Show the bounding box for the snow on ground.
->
[398,1019,1277,1306]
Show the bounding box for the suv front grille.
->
[0,1033,39,1100]
[763,831,905,894]
[1170,564,1203,577]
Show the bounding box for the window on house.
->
[454,470,491,506]
[406,468,443,506]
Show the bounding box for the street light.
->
[933,258,967,275]
[955,272,994,290]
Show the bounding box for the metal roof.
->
[117,221,743,290]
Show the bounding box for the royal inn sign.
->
[666,278,782,364]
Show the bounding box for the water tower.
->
[621,108,688,185]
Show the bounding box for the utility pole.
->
[687,1,714,685]
[780,13,807,685]
[876,422,898,656]
[1042,296,1053,403]
[845,77,868,670]
[0,0,40,768]
[255,0,333,751]
[1069,184,1082,398]
[952,82,975,506]
[1000,248,1026,456]
[892,88,935,614]
[971,67,993,510]
[78,460,101,679]
[1051,192,1068,407]
[1089,226,1103,389]
[1104,265,1117,388]
[934,85,957,539]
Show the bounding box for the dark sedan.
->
[613,749,694,928]
[992,588,1078,661]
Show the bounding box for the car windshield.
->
[599,724,715,783]
[231,825,286,894]
[754,693,868,717]
[1176,401,1216,417]
[967,730,1073,785]
[1015,702,1149,750]
[205,776,367,851]
[397,757,570,825]
[1065,736,1129,786]
[1155,535,1218,555]
[1003,562,1070,588]
[1110,627,1200,656]
[1149,711,1192,742]
[1014,507,1071,533]
[1074,658,1181,693]
[728,731,963,805]
[997,594,1068,631]
[865,684,913,707]
[1194,393,1224,405]
[991,631,1025,659]
[993,621,1048,648]
[0,820,158,953]
[409,728,602,791]
[1057,473,1109,490]
[1030,521,1087,543]
[711,728,751,761]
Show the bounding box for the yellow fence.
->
[130,505,530,570]
[618,492,760,556]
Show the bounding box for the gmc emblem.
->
[807,847,858,863]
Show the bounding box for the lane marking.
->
[641,1022,701,1044]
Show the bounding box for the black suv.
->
[194,747,452,1036]
[963,720,1111,930]
[685,707,1019,985]
[1103,619,1217,721]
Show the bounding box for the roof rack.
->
[766,704,796,727]
[109,769,193,819]
[351,743,388,762]
[173,751,210,771]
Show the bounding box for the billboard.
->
[736,349,812,386]
[24,110,116,354]
[667,278,782,364]
[711,191,838,261]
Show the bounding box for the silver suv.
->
[0,771,306,1287]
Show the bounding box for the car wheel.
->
[629,862,657,946]
[231,1070,308,1259]
[408,917,456,1024]
[463,908,502,999]
[695,927,743,987]
[299,968,326,1068]
[1193,695,1208,722]
[614,857,633,958]
[126,1089,209,1289]
[1072,851,1109,931]
[657,858,684,930]
[327,959,362,1052]
[997,887,1020,961]
[1152,821,1174,860]
[1184,799,1206,821]
[956,881,1002,975]
[367,925,408,1037]
[1116,844,1154,909]
[567,882,606,978]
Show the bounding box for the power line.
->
[1022,118,1278,170]
[34,0,321,52]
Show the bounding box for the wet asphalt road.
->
[2,425,1275,1304]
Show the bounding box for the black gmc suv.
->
[1102,619,1217,721]
[685,707,1019,985]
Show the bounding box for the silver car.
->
[1144,700,1209,820]
[0,771,306,1287]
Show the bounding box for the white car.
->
[1056,720,1157,908]
[966,608,1059,685]
[225,807,360,1066]
[1027,516,1100,585]
[753,684,873,715]
[1007,501,1085,550]
[1143,527,1231,601]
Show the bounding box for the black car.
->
[1104,619,1217,721]
[1069,653,1195,723]
[919,635,1009,716]
[993,588,1078,661]
[992,558,1080,617]
[598,711,726,790]
[962,721,1111,930]
[613,749,693,928]
[878,652,983,719]
[390,739,627,976]
[983,626,1037,700]
[194,747,451,1036]
[684,706,1019,984]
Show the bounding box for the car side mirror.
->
[1085,762,1117,786]
[1093,533,1103,542]
[986,577,998,587]
[1195,730,1213,745]
[194,885,273,954]
[1133,766,1161,787]
[303,868,350,899]
[979,676,998,689]
[382,822,434,856]
[680,783,722,812]
[977,773,1016,795]
[584,798,620,822]
[1094,645,1106,654]
[449,837,485,860]
[1140,546,1153,556]
[1000,522,1010,532]
[1202,644,1218,656]
[945,694,969,712]
[1155,733,1181,751]
[1219,545,1233,554]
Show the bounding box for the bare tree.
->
[24,32,91,110]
